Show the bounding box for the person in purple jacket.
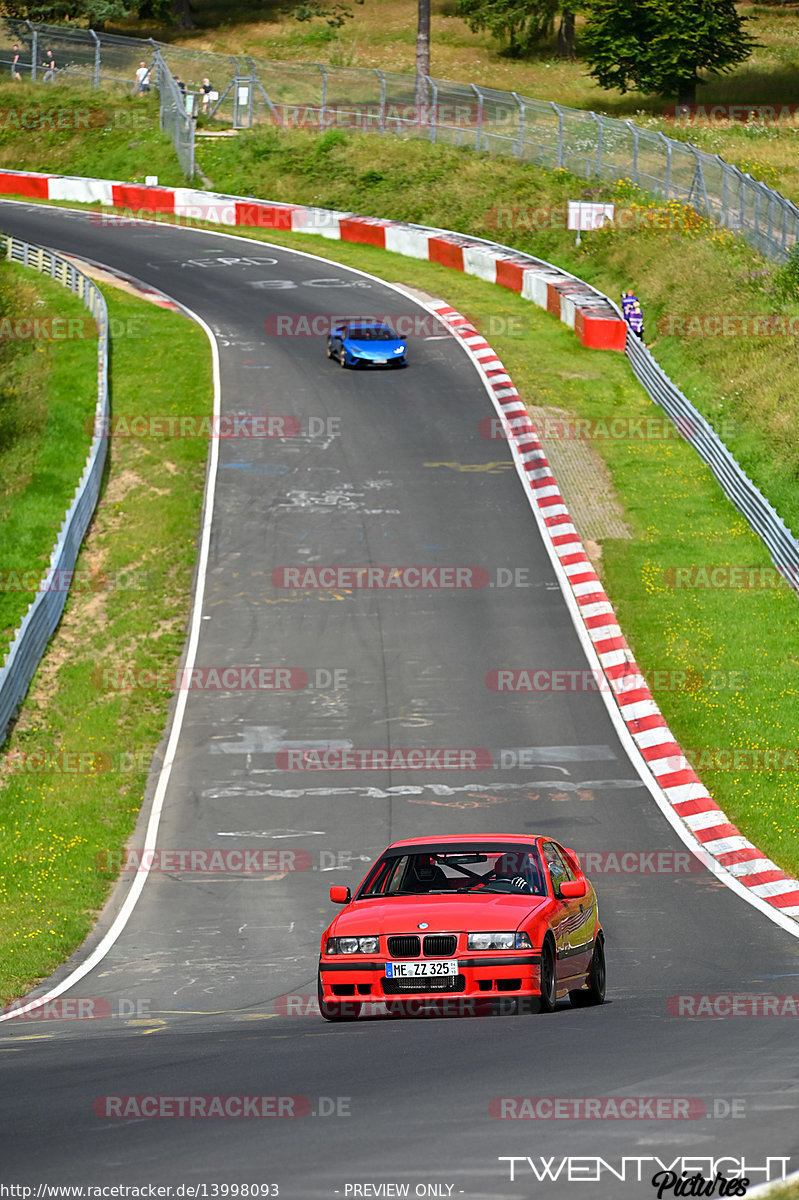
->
[628,301,644,341]
[621,288,639,318]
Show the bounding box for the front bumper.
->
[319,953,542,1004]
[349,353,405,366]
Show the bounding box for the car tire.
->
[569,933,606,1008]
[538,937,557,1013]
[317,970,362,1022]
[326,340,335,359]
[339,349,350,368]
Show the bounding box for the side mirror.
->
[559,879,587,899]
[329,885,351,904]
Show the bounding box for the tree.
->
[557,7,576,58]
[1,0,131,18]
[581,0,756,105]
[456,0,560,56]
[416,0,430,105]
[139,0,195,27]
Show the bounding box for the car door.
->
[542,842,591,983]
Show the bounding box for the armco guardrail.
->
[2,19,799,262]
[0,239,109,744]
[626,332,799,592]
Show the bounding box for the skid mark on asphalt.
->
[424,461,513,473]
[202,779,640,800]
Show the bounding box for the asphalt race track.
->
[1,201,798,1199]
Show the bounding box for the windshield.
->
[347,325,396,341]
[358,845,546,898]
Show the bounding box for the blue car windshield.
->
[347,325,396,341]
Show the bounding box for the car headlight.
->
[467,932,533,950]
[326,935,380,954]
[393,345,405,354]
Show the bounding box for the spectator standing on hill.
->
[621,288,638,318]
[134,61,151,94]
[11,45,22,81]
[628,301,645,341]
[200,77,213,114]
[42,48,55,84]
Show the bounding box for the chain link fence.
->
[2,20,798,261]
[0,239,109,744]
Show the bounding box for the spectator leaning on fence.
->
[42,48,55,84]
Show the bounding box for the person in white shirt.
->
[134,61,150,94]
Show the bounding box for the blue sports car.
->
[327,321,407,369]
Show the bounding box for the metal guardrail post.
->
[376,69,386,134]
[592,112,603,178]
[28,23,37,82]
[551,102,564,169]
[472,84,484,151]
[624,120,639,185]
[719,156,728,219]
[657,132,671,200]
[231,73,240,128]
[511,92,525,159]
[317,63,327,130]
[89,30,101,87]
[148,38,159,89]
[429,78,438,144]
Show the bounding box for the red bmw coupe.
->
[318,834,605,1020]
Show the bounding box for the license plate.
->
[385,960,458,978]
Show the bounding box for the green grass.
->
[0,287,211,1004]
[0,262,99,656]
[0,83,186,185]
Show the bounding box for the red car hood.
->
[330,893,549,935]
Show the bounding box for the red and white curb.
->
[0,168,626,350]
[1,167,797,926]
[429,300,799,924]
